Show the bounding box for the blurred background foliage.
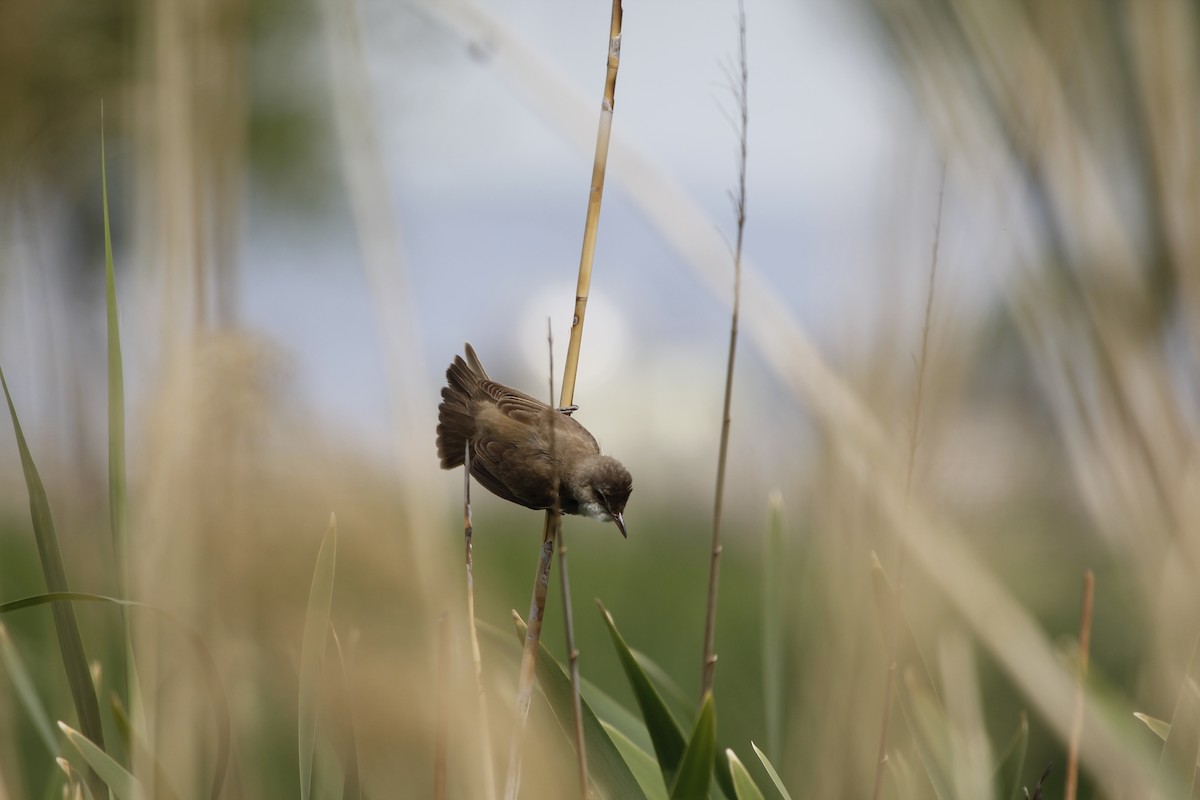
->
[1,0,1200,798]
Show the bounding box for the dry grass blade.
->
[318,0,436,599]
[700,0,749,700]
[505,2,624,798]
[871,159,946,800]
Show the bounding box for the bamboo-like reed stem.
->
[870,159,946,800]
[464,443,498,800]
[700,0,748,699]
[558,0,622,405]
[504,3,623,797]
[1065,569,1094,800]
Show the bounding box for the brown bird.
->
[437,343,632,537]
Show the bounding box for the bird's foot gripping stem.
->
[557,405,579,416]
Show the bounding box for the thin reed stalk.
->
[434,612,449,800]
[504,3,623,797]
[1065,570,1095,800]
[870,160,946,800]
[464,443,498,800]
[504,522,555,800]
[556,523,587,797]
[700,0,748,698]
[547,321,589,798]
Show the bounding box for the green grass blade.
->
[56,757,98,800]
[668,692,715,800]
[0,365,107,799]
[0,591,231,799]
[582,676,654,754]
[632,648,696,729]
[101,102,146,762]
[330,626,361,800]
[300,517,338,800]
[101,104,128,588]
[993,712,1028,800]
[508,614,649,799]
[0,622,58,753]
[1132,714,1200,770]
[110,692,182,800]
[762,491,784,758]
[598,601,687,788]
[1136,712,1171,742]
[727,748,766,800]
[602,721,668,800]
[60,721,145,800]
[1153,635,1200,798]
[496,620,654,798]
[624,627,736,797]
[750,742,793,800]
[895,668,953,800]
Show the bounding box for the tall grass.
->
[3,0,1200,798]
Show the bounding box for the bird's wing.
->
[477,378,552,425]
[470,435,547,510]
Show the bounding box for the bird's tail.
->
[436,343,489,469]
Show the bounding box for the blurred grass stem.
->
[700,0,748,699]
[320,0,437,596]
[463,443,498,800]
[1065,570,1094,800]
[435,613,450,800]
[505,521,556,800]
[102,102,146,743]
[870,159,945,800]
[505,4,622,797]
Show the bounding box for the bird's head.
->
[571,455,633,538]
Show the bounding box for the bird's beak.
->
[612,512,627,539]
